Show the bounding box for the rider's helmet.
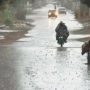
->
[59,21,65,27]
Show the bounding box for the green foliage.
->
[15,9,27,20]
[81,0,90,7]
[0,0,4,4]
[0,0,27,24]
[3,8,13,25]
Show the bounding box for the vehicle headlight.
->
[55,12,58,15]
[48,12,51,15]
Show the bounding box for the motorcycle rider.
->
[55,21,69,42]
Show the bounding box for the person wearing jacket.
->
[55,21,69,42]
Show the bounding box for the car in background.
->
[48,10,58,18]
[58,7,66,14]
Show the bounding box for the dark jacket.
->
[55,23,69,36]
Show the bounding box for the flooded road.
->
[0,47,89,90]
[0,3,90,90]
[14,4,84,47]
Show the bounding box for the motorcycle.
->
[57,36,65,47]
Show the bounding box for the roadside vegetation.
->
[0,0,29,29]
[80,0,90,7]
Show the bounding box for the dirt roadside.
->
[70,20,90,42]
[0,21,34,44]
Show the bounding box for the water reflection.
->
[48,18,57,28]
[1,47,90,90]
[56,47,67,52]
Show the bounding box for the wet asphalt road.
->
[0,47,90,90]
[0,4,90,90]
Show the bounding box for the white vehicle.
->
[58,7,66,14]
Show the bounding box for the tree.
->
[12,0,27,20]
[80,0,90,7]
[0,0,15,10]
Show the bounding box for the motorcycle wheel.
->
[60,42,63,47]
